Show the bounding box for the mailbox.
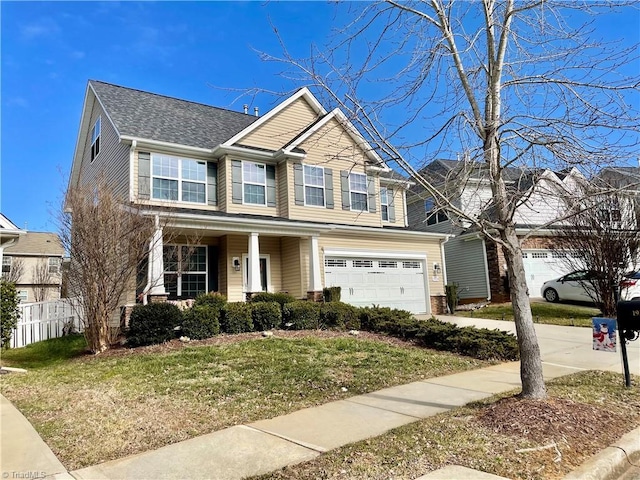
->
[617,300,640,340]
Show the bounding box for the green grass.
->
[0,334,489,470]
[457,301,601,327]
[1,334,88,369]
[258,371,640,480]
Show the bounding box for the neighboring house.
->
[0,214,26,285]
[406,159,586,303]
[68,80,451,314]
[2,231,65,303]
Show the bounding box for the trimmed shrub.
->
[320,302,360,330]
[1,280,20,349]
[126,303,183,347]
[250,292,297,308]
[359,306,413,332]
[194,292,227,309]
[282,301,321,330]
[322,286,341,303]
[221,302,254,334]
[252,302,282,331]
[445,284,458,313]
[181,305,221,340]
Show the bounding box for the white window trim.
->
[90,116,101,162]
[17,290,28,302]
[163,244,208,298]
[151,153,207,205]
[48,257,62,275]
[303,164,326,208]
[242,161,267,206]
[241,253,271,293]
[349,172,368,212]
[2,256,12,273]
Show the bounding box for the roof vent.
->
[243,104,248,115]
[254,107,259,117]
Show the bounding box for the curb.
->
[563,426,640,480]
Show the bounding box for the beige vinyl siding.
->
[132,150,220,212]
[76,95,130,199]
[318,233,446,296]
[280,237,303,298]
[223,234,283,302]
[287,117,382,227]
[219,235,229,297]
[8,255,63,302]
[239,99,320,151]
[277,162,289,218]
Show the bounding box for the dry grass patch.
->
[1,331,488,470]
[260,370,640,480]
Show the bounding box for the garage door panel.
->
[522,250,573,297]
[324,256,427,314]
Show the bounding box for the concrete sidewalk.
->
[1,316,638,480]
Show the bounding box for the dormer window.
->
[90,117,101,161]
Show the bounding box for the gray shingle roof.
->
[90,81,258,149]
[5,232,64,256]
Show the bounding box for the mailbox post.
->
[616,300,640,388]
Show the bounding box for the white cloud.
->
[20,18,61,40]
[71,51,86,60]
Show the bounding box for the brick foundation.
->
[119,304,135,330]
[430,295,447,315]
[307,291,323,302]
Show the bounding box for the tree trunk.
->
[502,227,547,399]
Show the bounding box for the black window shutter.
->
[231,160,243,204]
[138,152,151,200]
[367,175,376,213]
[340,170,350,210]
[266,165,276,207]
[324,168,334,209]
[294,163,304,206]
[207,163,218,206]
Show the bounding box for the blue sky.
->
[1,1,638,232]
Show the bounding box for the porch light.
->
[232,257,241,272]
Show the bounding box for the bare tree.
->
[3,257,25,284]
[60,177,156,353]
[261,0,639,398]
[32,259,53,303]
[552,183,640,316]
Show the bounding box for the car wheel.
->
[544,288,559,303]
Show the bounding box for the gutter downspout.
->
[402,190,409,227]
[129,140,137,202]
[439,237,449,287]
[481,237,492,301]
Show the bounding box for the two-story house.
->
[1,230,65,303]
[407,159,586,303]
[68,81,450,314]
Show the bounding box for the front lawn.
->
[260,370,640,480]
[0,332,489,470]
[457,301,601,327]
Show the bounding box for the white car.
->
[541,270,599,303]
[541,270,640,303]
[621,271,640,300]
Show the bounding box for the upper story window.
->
[2,256,12,273]
[349,173,368,211]
[152,153,206,204]
[243,162,266,205]
[90,117,101,161]
[381,187,389,221]
[304,165,325,207]
[425,198,448,225]
[48,257,62,275]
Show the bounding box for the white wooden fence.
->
[12,299,84,348]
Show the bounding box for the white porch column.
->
[308,236,323,292]
[247,232,261,295]
[146,216,166,299]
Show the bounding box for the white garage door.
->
[324,257,428,313]
[522,250,572,297]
